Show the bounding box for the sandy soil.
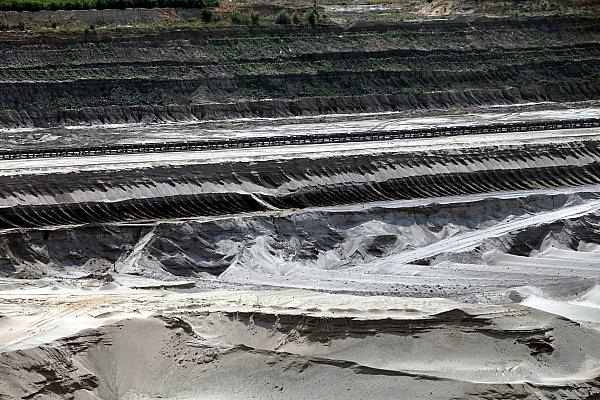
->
[2,285,600,399]
[1,186,600,398]
[1,106,600,399]
[1,104,598,151]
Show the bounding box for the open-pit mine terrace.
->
[0,111,599,228]
[2,10,600,400]
[1,15,600,128]
[1,107,600,399]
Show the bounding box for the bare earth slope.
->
[2,290,600,400]
[1,6,600,400]
[1,15,600,127]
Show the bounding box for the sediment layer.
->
[1,16,599,127]
[0,137,600,228]
[0,139,598,227]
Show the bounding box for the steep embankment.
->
[0,16,599,127]
[1,176,599,300]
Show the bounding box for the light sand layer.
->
[2,288,600,399]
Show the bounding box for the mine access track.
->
[1,118,599,161]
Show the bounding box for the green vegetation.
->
[201,9,215,23]
[27,15,233,33]
[275,9,290,25]
[230,9,261,26]
[0,0,218,12]
[249,9,260,25]
[16,45,564,83]
[230,9,246,25]
[306,8,318,27]
[291,11,300,25]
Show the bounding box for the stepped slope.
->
[1,16,599,127]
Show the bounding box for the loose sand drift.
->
[2,288,600,399]
[1,171,600,398]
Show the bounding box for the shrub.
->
[275,9,290,25]
[291,11,300,25]
[201,8,212,23]
[230,9,248,25]
[231,9,258,25]
[306,8,318,27]
[249,9,260,25]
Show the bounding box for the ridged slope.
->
[0,16,599,127]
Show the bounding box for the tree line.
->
[0,0,218,12]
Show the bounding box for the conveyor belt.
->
[1,118,599,160]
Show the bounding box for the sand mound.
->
[2,188,599,303]
[2,303,600,399]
